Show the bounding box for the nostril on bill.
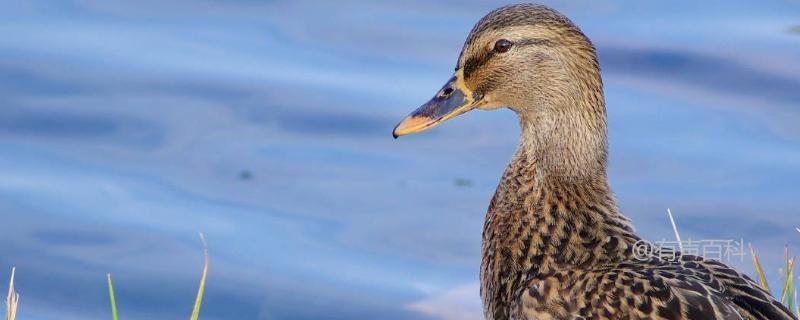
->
[442,88,454,96]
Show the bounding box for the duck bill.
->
[393,69,481,138]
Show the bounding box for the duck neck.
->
[484,143,639,271]
[480,99,640,320]
[515,84,609,181]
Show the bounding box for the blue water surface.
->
[1,1,799,319]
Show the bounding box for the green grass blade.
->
[780,256,795,305]
[787,269,795,311]
[787,274,795,314]
[107,274,119,320]
[749,245,771,293]
[190,233,209,320]
[5,267,19,320]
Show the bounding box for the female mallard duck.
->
[394,4,796,320]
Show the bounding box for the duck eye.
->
[493,39,513,53]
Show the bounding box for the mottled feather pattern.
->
[482,156,795,319]
[464,4,797,320]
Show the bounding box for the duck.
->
[393,4,797,320]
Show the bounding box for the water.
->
[1,1,799,319]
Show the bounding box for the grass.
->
[5,267,18,320]
[106,233,208,319]
[749,244,771,292]
[107,274,119,320]
[3,234,209,320]
[190,233,209,320]
[751,243,798,317]
[778,249,796,315]
[750,245,799,317]
[106,233,209,320]
[666,208,683,251]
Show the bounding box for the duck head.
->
[393,4,607,178]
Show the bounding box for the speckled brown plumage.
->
[465,4,797,320]
[481,155,795,320]
[396,3,797,320]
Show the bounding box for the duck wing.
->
[692,256,796,320]
[516,255,796,320]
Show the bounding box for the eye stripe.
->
[461,38,550,79]
[463,52,494,79]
